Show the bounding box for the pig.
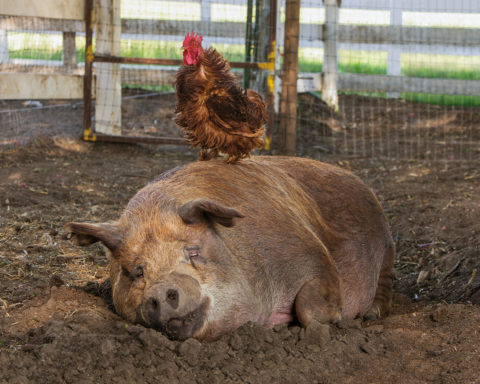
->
[66,156,394,341]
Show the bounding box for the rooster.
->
[174,33,267,164]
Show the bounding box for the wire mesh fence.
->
[90,0,275,140]
[1,0,479,162]
[0,14,85,145]
[294,0,480,162]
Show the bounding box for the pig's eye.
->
[183,245,205,265]
[189,249,199,259]
[133,265,144,279]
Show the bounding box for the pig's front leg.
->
[294,275,343,326]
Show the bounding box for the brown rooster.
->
[174,33,267,164]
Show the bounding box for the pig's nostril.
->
[146,297,160,316]
[150,298,159,309]
[166,289,179,309]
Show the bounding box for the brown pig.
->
[65,156,394,340]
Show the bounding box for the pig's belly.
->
[266,311,294,328]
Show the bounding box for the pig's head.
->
[65,197,245,340]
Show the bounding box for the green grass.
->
[402,93,480,107]
[123,84,174,92]
[8,33,480,106]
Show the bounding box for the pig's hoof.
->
[363,310,379,321]
[363,301,388,321]
[295,278,343,327]
[300,319,332,346]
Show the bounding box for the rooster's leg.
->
[225,154,240,164]
[199,148,219,161]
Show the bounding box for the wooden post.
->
[387,1,401,98]
[200,0,211,21]
[62,31,77,71]
[0,30,7,63]
[279,0,300,155]
[94,0,121,135]
[322,0,339,111]
[83,0,94,139]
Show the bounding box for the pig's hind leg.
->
[364,242,395,320]
[294,276,343,327]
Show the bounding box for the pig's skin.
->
[66,156,394,340]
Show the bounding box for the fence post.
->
[201,0,211,21]
[0,30,7,63]
[322,0,339,111]
[62,32,77,71]
[273,0,283,114]
[279,0,300,155]
[94,0,121,135]
[387,1,402,98]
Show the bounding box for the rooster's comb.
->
[183,32,203,47]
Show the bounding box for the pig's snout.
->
[144,286,181,325]
[141,274,207,340]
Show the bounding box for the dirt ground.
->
[0,94,479,383]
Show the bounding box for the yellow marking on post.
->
[86,45,93,63]
[268,41,276,62]
[267,74,274,93]
[83,127,96,141]
[257,62,274,71]
[257,41,276,71]
[264,135,271,151]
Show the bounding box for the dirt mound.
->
[1,286,479,384]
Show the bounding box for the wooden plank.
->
[121,19,246,38]
[341,0,480,12]
[339,74,480,96]
[95,0,122,135]
[340,25,480,46]
[0,60,84,74]
[62,32,77,70]
[297,73,322,93]
[0,0,84,20]
[0,16,84,32]
[301,24,480,46]
[298,73,480,96]
[114,0,480,12]
[0,73,83,99]
[3,15,478,48]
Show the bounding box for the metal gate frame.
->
[82,0,277,148]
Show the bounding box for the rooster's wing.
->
[206,85,266,136]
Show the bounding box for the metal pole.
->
[244,0,254,88]
[264,0,277,152]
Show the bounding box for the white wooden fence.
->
[1,0,480,104]
[296,0,480,107]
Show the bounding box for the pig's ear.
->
[64,222,123,251]
[178,199,244,228]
